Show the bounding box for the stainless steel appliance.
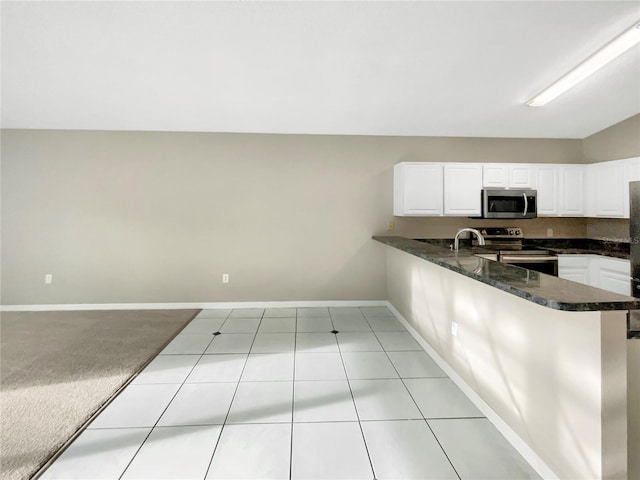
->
[471,227,558,276]
[482,189,537,219]
[630,181,640,334]
[631,181,640,297]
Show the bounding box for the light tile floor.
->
[41,306,541,480]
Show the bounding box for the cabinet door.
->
[558,255,590,285]
[559,166,584,216]
[599,270,631,295]
[508,165,534,188]
[623,157,640,218]
[627,157,640,182]
[559,269,590,285]
[394,163,443,216]
[594,161,626,217]
[535,165,558,215]
[443,164,483,216]
[598,257,631,295]
[483,164,507,187]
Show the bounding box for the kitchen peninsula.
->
[374,236,638,480]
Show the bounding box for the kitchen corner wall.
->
[1,130,582,305]
[582,114,640,164]
[583,113,640,241]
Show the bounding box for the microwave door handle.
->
[523,193,528,216]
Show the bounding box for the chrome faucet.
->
[453,228,485,250]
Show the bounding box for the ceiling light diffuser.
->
[527,22,640,107]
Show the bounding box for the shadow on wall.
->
[322,239,388,301]
[388,249,623,479]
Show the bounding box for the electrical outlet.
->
[547,228,553,237]
[45,274,53,284]
[451,321,458,337]
[222,273,229,284]
[387,221,395,232]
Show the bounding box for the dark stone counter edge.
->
[414,237,631,260]
[373,236,640,312]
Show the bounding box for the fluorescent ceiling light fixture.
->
[527,22,640,107]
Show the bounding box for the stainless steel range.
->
[471,227,559,276]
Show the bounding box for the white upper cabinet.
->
[534,165,558,215]
[443,164,483,216]
[482,164,508,187]
[585,157,640,218]
[535,164,586,217]
[559,165,584,216]
[628,157,640,182]
[393,163,443,216]
[394,157,638,218]
[586,160,626,217]
[508,164,534,188]
[482,164,533,188]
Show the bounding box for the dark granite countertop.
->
[373,236,640,312]
[412,237,631,259]
[523,238,630,259]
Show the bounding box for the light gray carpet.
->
[0,309,198,480]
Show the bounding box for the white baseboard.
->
[386,302,559,480]
[0,299,388,312]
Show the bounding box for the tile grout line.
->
[35,309,204,480]
[333,309,378,480]
[43,306,486,479]
[367,313,463,480]
[83,415,487,430]
[117,311,230,479]
[202,309,265,479]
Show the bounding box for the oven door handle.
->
[499,255,558,262]
[523,193,528,217]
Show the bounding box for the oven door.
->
[499,254,558,276]
[483,189,537,219]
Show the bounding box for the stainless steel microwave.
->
[482,189,537,219]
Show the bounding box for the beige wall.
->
[587,218,631,241]
[0,130,582,305]
[394,216,588,239]
[583,114,640,164]
[386,246,628,480]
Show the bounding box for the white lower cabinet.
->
[558,255,590,285]
[558,255,631,295]
[598,257,631,296]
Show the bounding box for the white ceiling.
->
[2,1,639,139]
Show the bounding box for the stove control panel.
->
[477,227,523,239]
